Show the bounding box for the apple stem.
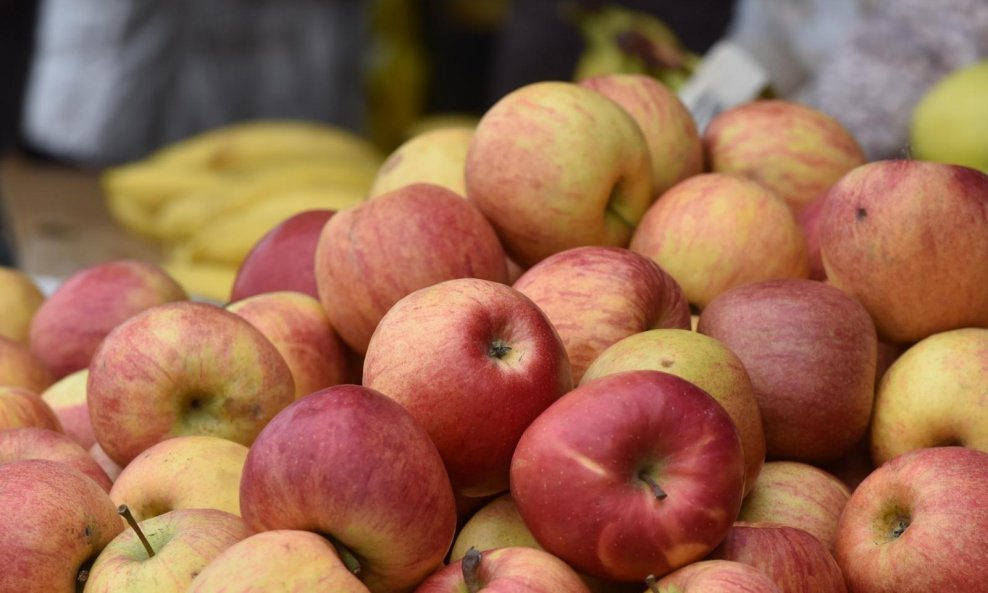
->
[327,534,362,576]
[639,471,668,500]
[117,505,155,558]
[462,547,484,593]
[645,574,660,593]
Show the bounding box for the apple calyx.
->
[890,517,910,539]
[638,471,668,500]
[645,574,660,593]
[488,340,512,360]
[117,504,155,558]
[462,547,484,593]
[327,534,362,576]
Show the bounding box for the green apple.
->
[911,60,988,173]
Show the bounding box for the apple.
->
[709,521,847,593]
[870,328,988,465]
[450,493,541,562]
[0,385,63,432]
[227,290,351,399]
[40,369,94,449]
[629,172,810,309]
[83,507,252,593]
[363,277,572,497]
[0,427,112,492]
[911,59,988,173]
[818,159,988,344]
[315,182,508,354]
[87,300,295,467]
[89,442,123,483]
[28,259,187,379]
[797,190,829,281]
[737,461,850,552]
[465,80,654,268]
[512,246,691,384]
[510,370,745,582]
[229,209,333,302]
[109,435,249,522]
[414,547,592,593]
[0,335,55,394]
[581,328,765,496]
[187,530,372,593]
[651,559,783,593]
[239,384,458,593]
[698,278,877,463]
[703,99,867,214]
[579,72,703,198]
[0,459,123,593]
[835,446,988,593]
[0,265,45,343]
[369,125,474,198]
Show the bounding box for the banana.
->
[149,120,385,172]
[101,161,232,210]
[105,191,167,242]
[175,188,366,266]
[154,159,377,242]
[161,259,239,305]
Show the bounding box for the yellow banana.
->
[101,161,232,210]
[175,188,366,266]
[161,259,239,305]
[150,120,385,172]
[105,191,167,242]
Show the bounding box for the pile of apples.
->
[2,72,987,593]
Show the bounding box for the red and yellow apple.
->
[0,265,45,343]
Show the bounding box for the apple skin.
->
[581,328,765,496]
[835,446,988,593]
[579,73,703,199]
[363,277,572,498]
[109,435,249,522]
[414,547,593,593]
[0,427,113,492]
[87,300,296,467]
[89,442,123,483]
[0,265,45,343]
[83,508,252,593]
[818,159,988,344]
[369,125,474,198]
[0,335,55,394]
[698,278,877,463]
[465,80,654,268]
[0,459,124,593]
[239,384,458,593]
[709,521,848,593]
[450,493,542,562]
[703,99,867,214]
[227,290,352,399]
[40,369,94,449]
[629,173,810,309]
[870,328,988,465]
[796,190,829,281]
[315,182,508,355]
[737,461,850,552]
[230,209,333,302]
[510,370,745,582]
[187,530,372,593]
[512,246,691,384]
[0,385,63,432]
[653,559,783,593]
[28,259,188,379]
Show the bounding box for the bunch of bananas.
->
[569,3,700,91]
[102,119,384,302]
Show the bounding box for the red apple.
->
[652,559,783,593]
[315,182,508,354]
[818,159,988,344]
[414,547,592,593]
[230,209,333,301]
[629,173,810,309]
[512,246,690,384]
[465,80,654,268]
[0,335,55,394]
[835,446,988,593]
[698,279,877,463]
[227,290,352,399]
[239,384,458,593]
[363,277,572,497]
[0,427,112,492]
[0,385,62,432]
[40,369,93,449]
[797,190,829,281]
[709,521,847,593]
[87,300,295,467]
[89,442,123,483]
[0,459,124,593]
[703,99,867,214]
[510,370,745,582]
[28,259,187,379]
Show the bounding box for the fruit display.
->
[3,65,988,593]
